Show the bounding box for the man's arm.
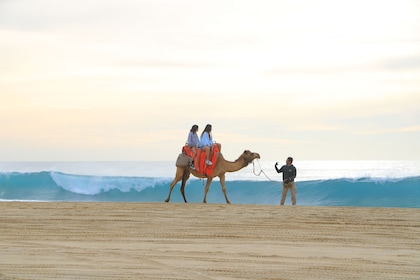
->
[274,162,282,173]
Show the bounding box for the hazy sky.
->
[1,0,419,161]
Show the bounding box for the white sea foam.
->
[1,160,420,182]
[50,172,171,195]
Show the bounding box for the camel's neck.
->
[224,157,250,173]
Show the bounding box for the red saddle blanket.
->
[182,144,219,176]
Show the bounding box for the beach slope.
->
[1,202,419,279]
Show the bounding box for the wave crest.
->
[0,172,419,207]
[50,172,170,195]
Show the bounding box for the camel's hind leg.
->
[165,178,180,203]
[219,174,231,204]
[165,167,185,203]
[202,177,213,203]
[165,167,190,202]
[179,170,191,203]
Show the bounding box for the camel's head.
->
[241,150,260,165]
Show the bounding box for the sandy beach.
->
[0,202,419,279]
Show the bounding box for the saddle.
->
[182,144,220,176]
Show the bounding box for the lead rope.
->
[252,159,278,182]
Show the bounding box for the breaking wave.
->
[1,171,419,208]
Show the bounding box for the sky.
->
[1,0,419,161]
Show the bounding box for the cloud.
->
[397,126,420,132]
[357,126,420,136]
[384,55,420,71]
[1,0,420,160]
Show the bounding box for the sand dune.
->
[0,202,419,279]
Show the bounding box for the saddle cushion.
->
[182,145,219,176]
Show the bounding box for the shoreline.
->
[1,202,419,279]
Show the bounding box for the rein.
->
[252,159,278,182]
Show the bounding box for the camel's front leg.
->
[219,174,231,204]
[203,177,213,203]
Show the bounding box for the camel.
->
[165,150,260,204]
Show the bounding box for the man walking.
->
[275,157,297,205]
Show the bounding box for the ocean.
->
[0,160,419,208]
